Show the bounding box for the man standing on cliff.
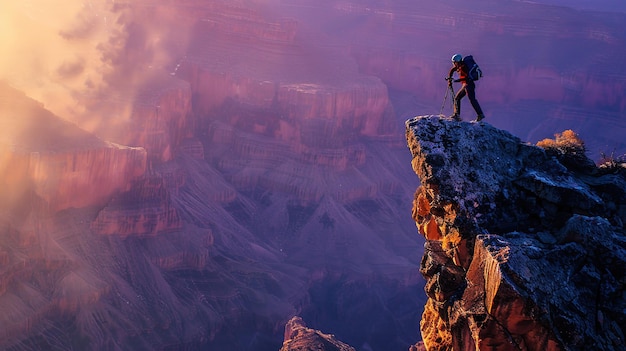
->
[447,53,485,122]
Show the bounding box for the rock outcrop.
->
[406,115,626,351]
[280,316,356,351]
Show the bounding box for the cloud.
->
[0,0,196,148]
[0,1,130,121]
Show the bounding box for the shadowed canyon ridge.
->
[1,0,625,350]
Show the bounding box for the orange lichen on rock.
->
[413,186,446,240]
[414,187,431,218]
[420,299,453,350]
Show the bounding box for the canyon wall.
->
[0,1,421,350]
[179,18,392,142]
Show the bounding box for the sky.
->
[0,1,122,120]
[0,0,187,136]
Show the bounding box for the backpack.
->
[463,55,482,81]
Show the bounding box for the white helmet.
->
[451,54,462,63]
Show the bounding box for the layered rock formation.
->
[178,6,393,141]
[406,116,626,350]
[280,316,356,351]
[90,175,183,237]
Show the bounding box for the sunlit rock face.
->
[406,115,626,351]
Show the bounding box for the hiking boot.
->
[474,114,485,122]
[450,114,462,121]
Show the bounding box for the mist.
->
[1,1,119,119]
[0,0,192,142]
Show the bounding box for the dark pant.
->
[454,81,483,116]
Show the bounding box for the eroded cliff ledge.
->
[406,116,626,351]
[280,316,356,351]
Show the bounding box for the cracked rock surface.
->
[406,115,626,351]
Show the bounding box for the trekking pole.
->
[440,78,455,115]
[439,85,449,115]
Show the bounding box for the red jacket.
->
[448,63,469,83]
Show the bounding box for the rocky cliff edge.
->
[280,316,356,351]
[406,115,626,351]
